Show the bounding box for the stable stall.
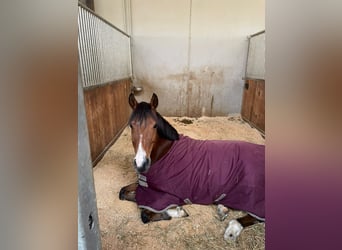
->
[78,1,265,249]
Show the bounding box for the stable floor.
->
[94,115,265,250]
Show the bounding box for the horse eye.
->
[153,124,157,129]
[129,124,133,128]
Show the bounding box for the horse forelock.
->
[129,102,179,141]
[129,102,157,125]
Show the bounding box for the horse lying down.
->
[119,93,265,241]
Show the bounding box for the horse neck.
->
[150,135,174,165]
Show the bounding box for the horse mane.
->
[155,112,179,141]
[129,102,179,141]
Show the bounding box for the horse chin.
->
[136,165,150,174]
[137,166,150,174]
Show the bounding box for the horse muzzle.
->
[133,157,151,173]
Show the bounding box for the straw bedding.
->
[94,115,265,250]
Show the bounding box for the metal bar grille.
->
[245,30,265,80]
[78,4,132,88]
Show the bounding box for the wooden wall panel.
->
[241,79,265,133]
[241,80,256,121]
[250,80,265,132]
[83,78,131,166]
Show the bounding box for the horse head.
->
[128,93,179,173]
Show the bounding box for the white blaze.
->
[135,134,146,168]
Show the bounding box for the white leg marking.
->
[166,207,189,218]
[135,134,146,168]
[217,204,229,221]
[224,219,243,241]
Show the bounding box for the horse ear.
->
[150,93,158,109]
[129,93,138,109]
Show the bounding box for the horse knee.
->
[141,210,151,224]
[119,183,138,202]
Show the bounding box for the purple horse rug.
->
[135,135,265,219]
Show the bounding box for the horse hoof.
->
[224,219,243,241]
[141,211,151,224]
[119,187,126,200]
[166,206,189,218]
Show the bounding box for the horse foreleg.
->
[237,213,262,227]
[120,184,189,223]
[141,206,189,224]
[119,182,138,202]
[141,209,171,223]
[224,213,263,241]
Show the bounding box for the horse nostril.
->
[133,159,137,166]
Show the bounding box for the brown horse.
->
[120,93,265,241]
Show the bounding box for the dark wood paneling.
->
[250,80,265,132]
[84,79,131,166]
[79,0,95,11]
[86,0,95,11]
[241,80,256,121]
[241,79,265,133]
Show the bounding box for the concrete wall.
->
[92,0,265,116]
[93,0,130,33]
[131,0,264,116]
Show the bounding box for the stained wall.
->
[93,0,265,116]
